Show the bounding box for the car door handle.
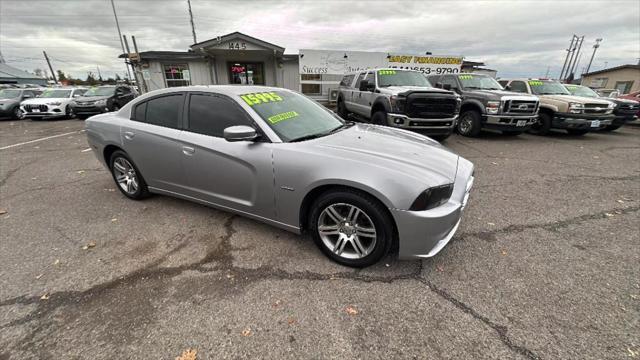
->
[182,146,195,155]
[123,131,135,140]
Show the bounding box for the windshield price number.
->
[528,81,544,86]
[458,75,474,80]
[378,70,396,75]
[241,92,283,106]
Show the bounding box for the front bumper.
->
[552,112,614,130]
[612,111,638,126]
[71,104,109,116]
[393,158,474,259]
[483,113,538,131]
[21,105,66,118]
[387,113,457,135]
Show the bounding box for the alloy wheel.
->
[458,113,473,134]
[317,203,377,259]
[113,157,139,195]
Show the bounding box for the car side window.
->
[440,76,458,90]
[339,75,355,87]
[133,102,147,121]
[509,81,528,93]
[187,93,252,137]
[354,73,365,89]
[145,94,182,129]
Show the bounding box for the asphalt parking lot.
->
[0,118,638,359]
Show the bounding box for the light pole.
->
[585,38,602,74]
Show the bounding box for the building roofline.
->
[582,64,640,77]
[190,31,285,52]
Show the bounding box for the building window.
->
[301,84,321,94]
[589,77,608,88]
[163,64,191,87]
[614,81,634,94]
[228,62,264,85]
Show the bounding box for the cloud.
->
[1,0,638,80]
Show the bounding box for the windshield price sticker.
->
[458,75,474,80]
[378,70,396,75]
[240,92,283,106]
[528,81,544,86]
[267,111,299,124]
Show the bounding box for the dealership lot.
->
[0,119,638,359]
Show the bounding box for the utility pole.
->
[43,51,58,84]
[131,35,148,94]
[563,36,579,82]
[187,0,198,44]
[559,36,576,81]
[585,38,602,74]
[568,35,584,79]
[110,0,133,81]
[96,65,102,81]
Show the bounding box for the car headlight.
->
[95,99,107,106]
[486,101,500,114]
[607,102,616,109]
[409,184,454,211]
[568,102,584,114]
[389,95,405,113]
[47,101,62,106]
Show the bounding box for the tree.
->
[86,72,98,86]
[33,68,44,77]
[56,70,67,82]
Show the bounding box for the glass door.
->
[228,62,264,85]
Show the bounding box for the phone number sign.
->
[387,55,463,75]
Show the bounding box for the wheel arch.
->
[370,99,390,117]
[460,100,484,115]
[103,144,124,165]
[298,183,398,240]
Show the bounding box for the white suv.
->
[21,87,86,119]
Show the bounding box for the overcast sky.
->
[1,0,638,80]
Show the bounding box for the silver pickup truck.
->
[337,68,460,141]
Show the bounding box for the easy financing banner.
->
[299,49,463,76]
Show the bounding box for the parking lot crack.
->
[420,278,541,360]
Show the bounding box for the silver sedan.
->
[85,86,474,267]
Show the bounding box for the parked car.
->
[595,89,621,98]
[336,68,460,141]
[427,73,539,136]
[86,86,474,267]
[498,79,615,135]
[21,87,86,120]
[0,88,41,120]
[71,85,137,119]
[564,84,639,131]
[616,91,640,118]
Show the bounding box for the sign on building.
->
[299,49,463,75]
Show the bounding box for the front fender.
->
[461,99,486,114]
[540,103,559,113]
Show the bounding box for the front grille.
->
[76,101,95,106]
[503,100,538,114]
[24,104,48,112]
[583,103,609,114]
[618,104,639,111]
[405,94,457,119]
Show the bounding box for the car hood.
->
[310,123,459,184]
[76,96,110,102]
[611,98,639,105]
[22,97,70,104]
[540,94,611,104]
[381,86,453,96]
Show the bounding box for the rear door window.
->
[354,73,365,89]
[144,94,183,129]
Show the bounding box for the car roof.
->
[132,85,295,100]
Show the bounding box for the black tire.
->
[337,98,349,119]
[457,110,482,137]
[65,105,74,119]
[109,150,150,200]
[11,106,25,120]
[602,124,622,132]
[371,111,387,126]
[529,112,552,135]
[502,131,523,136]
[309,189,394,267]
[566,129,589,136]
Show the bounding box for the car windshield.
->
[565,85,599,98]
[39,89,72,98]
[240,90,345,142]
[0,89,21,98]
[83,87,115,97]
[458,74,503,90]
[528,80,570,95]
[377,70,432,87]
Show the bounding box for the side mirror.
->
[504,84,511,91]
[223,125,258,142]
[434,82,443,89]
